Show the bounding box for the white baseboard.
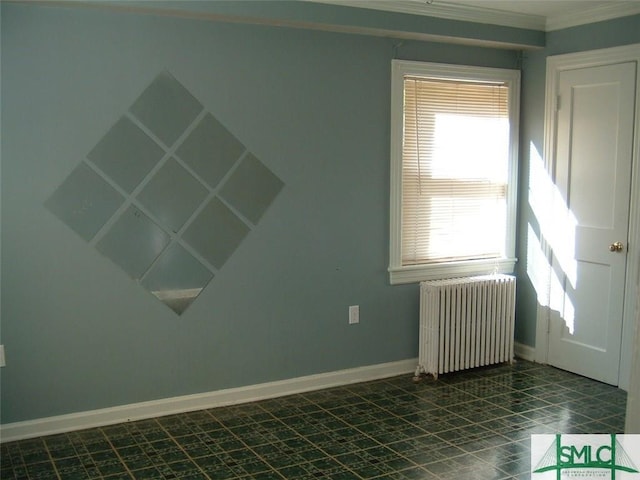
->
[514,341,536,362]
[0,358,418,443]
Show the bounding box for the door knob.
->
[609,241,624,252]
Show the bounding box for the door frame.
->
[534,43,640,389]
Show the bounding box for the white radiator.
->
[418,274,516,379]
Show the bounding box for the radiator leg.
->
[412,365,438,382]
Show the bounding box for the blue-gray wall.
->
[514,14,640,347]
[0,2,521,423]
[2,1,639,425]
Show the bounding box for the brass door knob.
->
[609,241,624,252]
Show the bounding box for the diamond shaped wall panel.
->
[183,197,250,269]
[96,206,170,280]
[87,117,165,193]
[219,153,285,224]
[176,113,245,189]
[137,158,208,234]
[45,163,125,241]
[141,243,214,315]
[129,72,203,147]
[46,71,284,314]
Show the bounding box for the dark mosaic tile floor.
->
[1,361,627,479]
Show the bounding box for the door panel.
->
[547,61,636,385]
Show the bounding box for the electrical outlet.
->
[349,305,359,324]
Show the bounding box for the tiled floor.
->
[1,361,627,480]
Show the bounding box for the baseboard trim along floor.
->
[514,342,535,362]
[1,358,418,443]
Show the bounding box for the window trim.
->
[389,60,520,285]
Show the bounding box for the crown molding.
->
[308,0,546,30]
[308,0,640,32]
[546,2,640,31]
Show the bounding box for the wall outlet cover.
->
[349,305,359,324]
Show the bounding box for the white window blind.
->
[401,76,510,266]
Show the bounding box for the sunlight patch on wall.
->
[526,141,576,334]
[528,142,577,289]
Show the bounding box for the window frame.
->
[389,60,520,285]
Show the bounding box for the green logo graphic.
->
[533,434,639,479]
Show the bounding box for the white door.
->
[547,61,636,386]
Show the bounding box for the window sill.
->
[388,257,517,285]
